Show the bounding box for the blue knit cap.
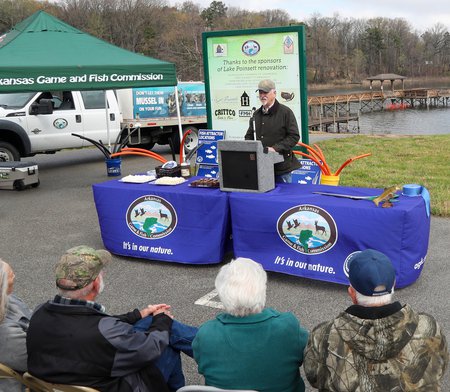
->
[348,249,395,296]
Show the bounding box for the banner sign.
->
[132,82,206,119]
[202,26,308,144]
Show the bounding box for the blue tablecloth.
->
[92,178,230,264]
[229,184,430,288]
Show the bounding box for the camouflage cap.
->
[55,245,111,290]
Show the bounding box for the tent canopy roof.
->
[0,11,177,92]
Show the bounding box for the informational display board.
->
[195,129,225,178]
[292,159,322,185]
[197,164,219,178]
[202,26,308,144]
[196,129,225,165]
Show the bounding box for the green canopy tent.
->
[0,11,185,154]
[0,10,177,92]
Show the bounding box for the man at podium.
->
[245,79,300,183]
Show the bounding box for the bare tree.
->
[2,0,449,84]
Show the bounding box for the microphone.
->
[251,107,257,140]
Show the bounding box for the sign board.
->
[132,82,206,119]
[202,26,308,144]
[197,164,220,178]
[291,159,322,185]
[196,130,225,165]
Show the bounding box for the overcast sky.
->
[170,0,450,33]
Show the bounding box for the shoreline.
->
[308,76,450,93]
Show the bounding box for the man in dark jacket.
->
[26,246,196,392]
[304,249,448,391]
[245,79,300,182]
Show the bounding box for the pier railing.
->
[307,88,450,132]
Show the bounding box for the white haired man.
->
[26,246,197,392]
[193,257,309,391]
[245,79,300,183]
[0,259,32,392]
[304,249,449,391]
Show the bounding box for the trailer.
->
[116,82,207,152]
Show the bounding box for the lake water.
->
[359,106,450,135]
[309,86,450,135]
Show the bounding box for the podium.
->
[217,140,284,193]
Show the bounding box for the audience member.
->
[26,245,197,392]
[193,257,309,391]
[304,249,449,391]
[0,259,32,392]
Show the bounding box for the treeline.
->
[1,0,449,83]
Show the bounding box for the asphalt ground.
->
[1,138,448,390]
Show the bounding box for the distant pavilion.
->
[367,73,407,91]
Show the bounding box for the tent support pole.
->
[174,85,184,162]
[105,91,111,152]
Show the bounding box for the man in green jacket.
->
[193,257,309,392]
[304,249,448,391]
[245,79,300,183]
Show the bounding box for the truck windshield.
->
[0,92,36,109]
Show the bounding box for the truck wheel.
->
[172,126,199,154]
[0,141,20,162]
[13,179,26,191]
[183,126,199,153]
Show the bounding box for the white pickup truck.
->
[0,84,206,161]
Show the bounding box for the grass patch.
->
[312,134,450,217]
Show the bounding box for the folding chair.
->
[0,362,30,391]
[23,372,99,392]
[176,386,258,392]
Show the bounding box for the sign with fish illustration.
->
[126,195,177,239]
[197,164,219,178]
[277,204,337,254]
[196,129,225,165]
[291,159,322,185]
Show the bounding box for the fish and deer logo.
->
[126,195,177,239]
[277,205,337,254]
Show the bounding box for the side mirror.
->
[29,99,54,115]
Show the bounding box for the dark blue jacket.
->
[245,99,301,175]
[27,300,172,392]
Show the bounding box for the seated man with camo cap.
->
[304,249,448,391]
[26,245,196,392]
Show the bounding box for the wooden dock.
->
[308,115,359,133]
[394,88,450,108]
[307,88,450,132]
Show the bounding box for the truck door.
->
[78,90,121,147]
[26,91,84,151]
